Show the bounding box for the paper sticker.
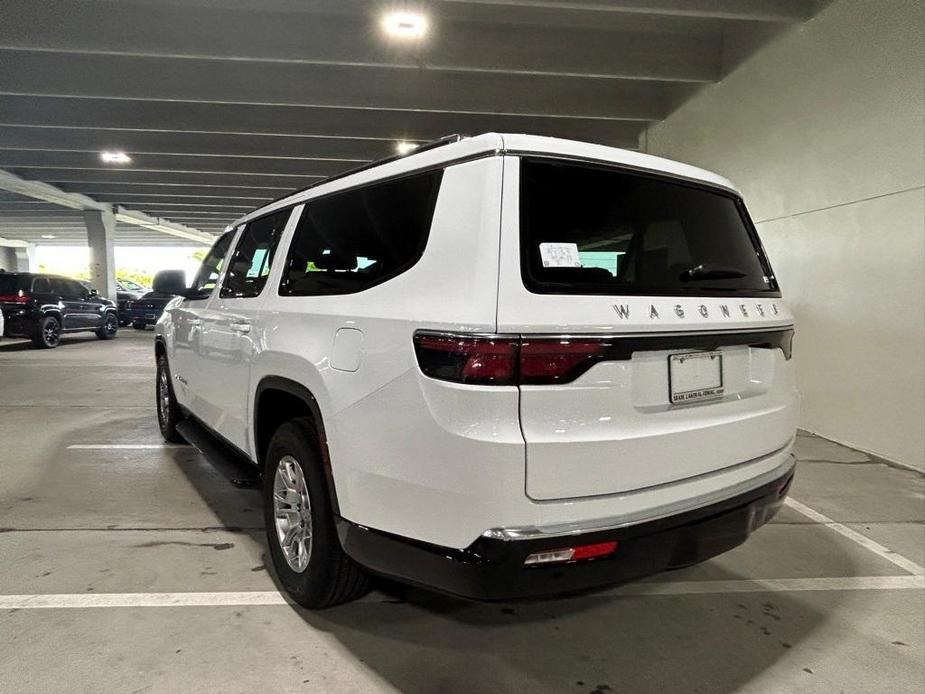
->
[539,242,581,268]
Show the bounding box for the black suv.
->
[0,272,119,348]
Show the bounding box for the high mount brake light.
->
[413,332,609,386]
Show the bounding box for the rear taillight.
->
[413,333,519,386]
[0,291,30,304]
[413,332,609,386]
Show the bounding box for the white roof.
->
[231,133,739,227]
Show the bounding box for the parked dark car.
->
[78,280,142,326]
[0,272,119,348]
[122,290,176,330]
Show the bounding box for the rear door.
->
[497,156,799,501]
[51,278,89,329]
[198,207,294,453]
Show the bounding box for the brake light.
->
[413,332,609,386]
[0,291,29,304]
[413,333,518,386]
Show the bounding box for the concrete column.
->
[83,208,117,301]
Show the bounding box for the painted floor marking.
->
[1,576,922,610]
[67,444,188,450]
[785,497,925,576]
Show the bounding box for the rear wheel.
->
[263,418,370,608]
[155,354,185,443]
[96,312,118,340]
[132,321,147,330]
[32,315,61,349]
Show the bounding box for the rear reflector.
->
[413,332,609,386]
[524,540,618,566]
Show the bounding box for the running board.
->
[176,419,261,489]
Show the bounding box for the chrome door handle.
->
[231,321,251,334]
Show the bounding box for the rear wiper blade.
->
[680,263,748,282]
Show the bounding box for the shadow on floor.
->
[169,445,849,694]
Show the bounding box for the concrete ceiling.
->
[0,0,828,246]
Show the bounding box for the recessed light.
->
[382,10,427,39]
[41,234,56,239]
[100,150,132,164]
[395,141,419,155]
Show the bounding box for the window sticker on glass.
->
[539,242,581,268]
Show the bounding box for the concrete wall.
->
[0,246,16,272]
[643,0,924,469]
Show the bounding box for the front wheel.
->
[96,312,118,339]
[32,315,61,349]
[155,354,185,443]
[263,418,370,608]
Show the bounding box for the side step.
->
[176,419,261,489]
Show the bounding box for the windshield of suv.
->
[520,158,778,296]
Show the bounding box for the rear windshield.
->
[520,158,778,296]
[0,274,28,294]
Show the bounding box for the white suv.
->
[153,134,798,608]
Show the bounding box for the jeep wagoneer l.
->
[152,134,798,607]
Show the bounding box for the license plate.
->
[669,350,724,404]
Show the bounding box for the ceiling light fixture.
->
[100,150,132,164]
[382,10,427,39]
[41,234,56,239]
[395,141,419,155]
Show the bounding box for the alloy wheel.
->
[273,455,313,572]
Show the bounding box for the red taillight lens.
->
[520,339,607,385]
[524,540,619,566]
[0,292,29,304]
[414,332,609,386]
[413,334,519,386]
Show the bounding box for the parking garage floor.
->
[0,330,922,694]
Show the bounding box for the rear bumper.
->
[122,307,164,322]
[337,462,794,601]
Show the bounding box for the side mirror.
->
[152,269,189,297]
[87,287,99,297]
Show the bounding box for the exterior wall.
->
[643,0,925,469]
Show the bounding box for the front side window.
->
[220,208,290,299]
[279,169,443,296]
[520,158,778,296]
[189,230,235,297]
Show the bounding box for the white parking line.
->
[785,497,925,576]
[67,444,188,450]
[2,575,922,610]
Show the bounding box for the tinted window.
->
[520,159,777,296]
[57,279,86,298]
[0,274,27,294]
[220,209,290,299]
[190,231,235,296]
[279,169,443,296]
[31,277,51,294]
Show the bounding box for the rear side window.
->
[520,158,778,296]
[279,169,443,296]
[31,277,51,293]
[220,208,290,299]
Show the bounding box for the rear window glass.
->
[279,169,443,296]
[520,158,778,296]
[0,274,27,294]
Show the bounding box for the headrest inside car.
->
[313,249,358,271]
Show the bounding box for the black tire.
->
[96,312,118,340]
[132,321,147,330]
[32,315,61,349]
[155,354,185,443]
[263,418,370,608]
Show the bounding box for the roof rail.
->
[258,134,467,212]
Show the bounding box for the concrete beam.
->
[0,168,215,245]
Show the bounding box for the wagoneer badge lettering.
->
[674,305,685,318]
[649,304,660,319]
[613,304,630,319]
